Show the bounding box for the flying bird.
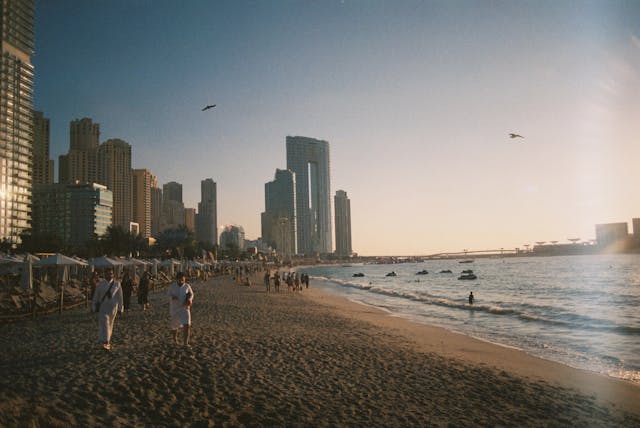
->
[509,133,524,139]
[202,104,216,111]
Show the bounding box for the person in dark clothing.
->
[138,271,151,311]
[121,272,134,311]
[468,291,474,305]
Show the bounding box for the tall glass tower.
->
[197,178,217,245]
[0,0,34,244]
[286,136,332,255]
[334,190,352,257]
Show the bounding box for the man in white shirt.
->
[167,272,194,346]
[91,269,124,351]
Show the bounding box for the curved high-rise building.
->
[0,0,34,244]
[286,136,332,255]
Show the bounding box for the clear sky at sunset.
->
[33,0,640,256]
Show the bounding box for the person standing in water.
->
[468,291,474,305]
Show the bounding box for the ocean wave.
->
[310,275,640,336]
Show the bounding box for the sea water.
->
[299,254,640,383]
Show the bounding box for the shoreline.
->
[0,273,638,426]
[301,286,640,415]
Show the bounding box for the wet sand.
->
[0,274,638,427]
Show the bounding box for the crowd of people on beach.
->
[261,271,310,293]
[88,262,308,351]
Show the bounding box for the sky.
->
[33,0,640,256]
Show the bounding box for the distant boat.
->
[439,270,453,274]
[415,270,429,275]
[459,260,474,264]
[458,269,477,280]
[353,272,365,277]
[385,271,397,277]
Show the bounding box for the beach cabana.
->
[34,253,88,267]
[19,255,34,291]
[160,259,180,276]
[89,256,122,268]
[33,254,88,313]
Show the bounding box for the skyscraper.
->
[197,178,217,245]
[32,111,53,185]
[98,138,132,229]
[286,136,332,255]
[132,169,157,238]
[150,185,162,237]
[162,181,184,231]
[334,190,352,257]
[0,0,34,243]
[261,169,296,256]
[59,118,100,184]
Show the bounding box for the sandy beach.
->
[1,273,638,427]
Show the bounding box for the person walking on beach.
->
[468,291,474,305]
[264,270,271,293]
[138,271,151,311]
[91,269,123,351]
[167,272,194,346]
[274,271,280,293]
[121,272,134,311]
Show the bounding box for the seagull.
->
[202,104,216,111]
[509,133,524,139]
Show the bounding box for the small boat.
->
[439,269,453,274]
[459,260,474,264]
[458,270,477,280]
[385,271,397,277]
[352,272,365,277]
[415,270,429,275]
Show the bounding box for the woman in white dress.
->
[91,269,123,350]
[167,272,194,346]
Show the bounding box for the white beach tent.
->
[151,258,160,277]
[19,254,38,290]
[160,259,180,276]
[89,256,123,268]
[34,253,88,267]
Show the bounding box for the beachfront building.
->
[0,0,34,244]
[32,111,53,185]
[595,222,629,251]
[334,190,352,257]
[32,183,113,247]
[98,138,132,230]
[286,136,332,255]
[162,181,184,231]
[59,118,100,184]
[220,225,245,252]
[150,185,162,237]
[261,168,297,256]
[196,178,217,245]
[184,207,196,232]
[132,168,157,239]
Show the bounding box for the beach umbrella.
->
[34,253,88,267]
